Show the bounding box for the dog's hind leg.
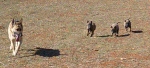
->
[111,33,114,37]
[90,31,94,37]
[129,26,132,32]
[125,28,128,32]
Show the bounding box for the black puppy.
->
[111,22,119,36]
[87,21,96,37]
[124,19,131,32]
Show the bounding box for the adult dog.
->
[8,18,23,56]
[87,21,96,37]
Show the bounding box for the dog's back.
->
[91,23,96,31]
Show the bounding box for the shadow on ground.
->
[96,35,110,37]
[18,48,61,58]
[118,34,130,37]
[34,47,60,57]
[132,30,143,33]
[96,34,130,38]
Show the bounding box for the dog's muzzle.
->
[16,28,22,31]
[13,33,22,41]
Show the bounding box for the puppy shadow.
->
[34,47,60,57]
[118,34,130,37]
[96,35,110,37]
[132,30,143,33]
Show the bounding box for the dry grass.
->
[0,0,150,68]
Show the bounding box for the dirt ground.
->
[0,0,150,68]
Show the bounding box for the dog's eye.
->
[17,28,21,31]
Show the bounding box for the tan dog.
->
[8,18,23,56]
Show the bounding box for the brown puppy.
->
[124,19,131,32]
[8,18,23,56]
[87,21,96,37]
[111,22,119,36]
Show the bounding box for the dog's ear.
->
[91,21,93,24]
[117,22,120,24]
[20,18,23,23]
[12,19,15,25]
[87,21,89,23]
[111,26,112,28]
[128,18,130,20]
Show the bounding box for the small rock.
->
[95,49,99,51]
[120,58,126,60]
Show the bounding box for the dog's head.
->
[11,18,23,41]
[111,23,119,33]
[11,18,23,31]
[87,21,92,30]
[11,18,23,37]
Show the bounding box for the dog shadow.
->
[34,47,60,57]
[96,35,110,37]
[132,30,143,33]
[118,34,130,37]
[19,47,65,58]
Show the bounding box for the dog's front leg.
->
[87,29,90,36]
[11,40,16,56]
[13,41,21,56]
[10,40,14,50]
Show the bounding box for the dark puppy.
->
[111,22,119,36]
[124,19,131,32]
[87,21,96,37]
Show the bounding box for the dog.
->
[8,18,23,56]
[111,22,119,36]
[87,21,96,37]
[124,19,131,32]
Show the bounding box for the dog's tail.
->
[127,18,131,20]
[117,22,121,24]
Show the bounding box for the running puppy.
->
[8,18,23,56]
[87,21,96,37]
[111,22,119,36]
[124,19,131,32]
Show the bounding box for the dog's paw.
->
[12,52,16,56]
